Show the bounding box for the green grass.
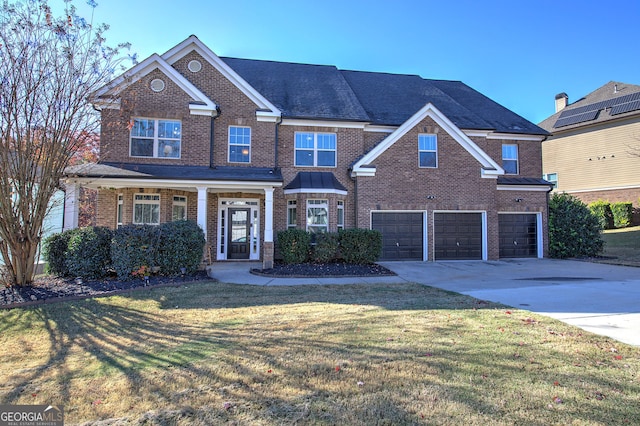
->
[0,282,638,425]
[598,225,640,266]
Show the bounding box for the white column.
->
[63,182,79,231]
[197,187,208,239]
[264,187,274,242]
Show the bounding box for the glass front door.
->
[228,208,251,259]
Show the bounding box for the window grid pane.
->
[130,118,181,159]
[229,126,251,163]
[295,133,336,167]
[502,144,518,174]
[419,134,437,168]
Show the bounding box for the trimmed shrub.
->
[611,202,633,228]
[277,229,311,264]
[339,229,382,264]
[549,193,603,258]
[43,228,79,276]
[156,220,206,275]
[111,225,160,280]
[311,232,340,263]
[65,227,113,279]
[589,200,614,230]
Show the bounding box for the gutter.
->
[209,107,221,168]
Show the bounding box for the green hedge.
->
[110,225,160,280]
[589,200,614,230]
[43,229,78,276]
[550,193,603,258]
[65,227,113,279]
[311,232,340,263]
[611,202,633,228]
[156,220,205,275]
[339,229,382,264]
[277,229,311,264]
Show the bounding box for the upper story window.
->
[418,134,438,168]
[502,144,519,174]
[543,173,558,188]
[172,196,187,221]
[229,126,251,163]
[133,194,160,225]
[130,118,181,159]
[295,132,336,167]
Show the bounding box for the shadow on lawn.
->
[2,283,638,424]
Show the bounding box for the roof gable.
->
[92,53,217,116]
[162,36,282,121]
[351,103,504,178]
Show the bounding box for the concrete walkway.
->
[208,259,640,347]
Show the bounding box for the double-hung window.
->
[502,144,519,174]
[228,126,251,163]
[133,194,160,225]
[295,132,336,167]
[287,200,297,228]
[172,196,187,221]
[307,199,328,233]
[543,172,558,188]
[418,134,438,168]
[130,118,181,158]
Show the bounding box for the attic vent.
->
[150,78,165,92]
[188,60,202,73]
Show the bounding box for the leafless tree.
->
[0,0,130,286]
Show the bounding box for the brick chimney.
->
[555,92,568,112]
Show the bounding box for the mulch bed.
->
[0,271,211,309]
[252,261,396,278]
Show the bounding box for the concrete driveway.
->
[380,259,640,347]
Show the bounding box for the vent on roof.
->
[150,78,165,92]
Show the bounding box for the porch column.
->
[263,187,274,269]
[197,186,208,240]
[63,182,79,231]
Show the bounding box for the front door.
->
[228,208,251,259]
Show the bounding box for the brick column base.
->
[262,241,274,270]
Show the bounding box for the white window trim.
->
[418,133,438,168]
[287,200,297,229]
[306,199,329,233]
[502,144,519,175]
[543,172,558,188]
[172,195,188,221]
[116,193,124,228]
[130,117,182,159]
[216,198,261,261]
[228,126,252,163]
[294,132,337,168]
[337,200,344,229]
[133,193,160,225]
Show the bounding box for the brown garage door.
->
[434,212,483,260]
[371,212,424,260]
[499,214,538,258]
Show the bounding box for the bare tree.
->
[0,0,129,286]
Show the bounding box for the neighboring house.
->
[62,36,551,269]
[539,81,640,209]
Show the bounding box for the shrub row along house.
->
[62,36,551,269]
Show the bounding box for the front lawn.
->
[0,281,638,425]
[598,225,640,266]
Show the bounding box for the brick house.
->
[539,81,640,212]
[63,36,551,269]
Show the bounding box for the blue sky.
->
[74,0,638,125]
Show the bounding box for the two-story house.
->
[63,36,551,269]
[539,81,640,215]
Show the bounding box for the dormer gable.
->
[92,53,218,116]
[351,103,504,178]
[161,35,282,122]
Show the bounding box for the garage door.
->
[499,214,538,258]
[434,212,483,260]
[371,212,424,260]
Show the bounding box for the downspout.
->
[349,170,358,228]
[209,107,221,168]
[274,115,283,169]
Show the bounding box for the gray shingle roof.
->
[66,162,283,182]
[538,81,640,132]
[222,57,547,135]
